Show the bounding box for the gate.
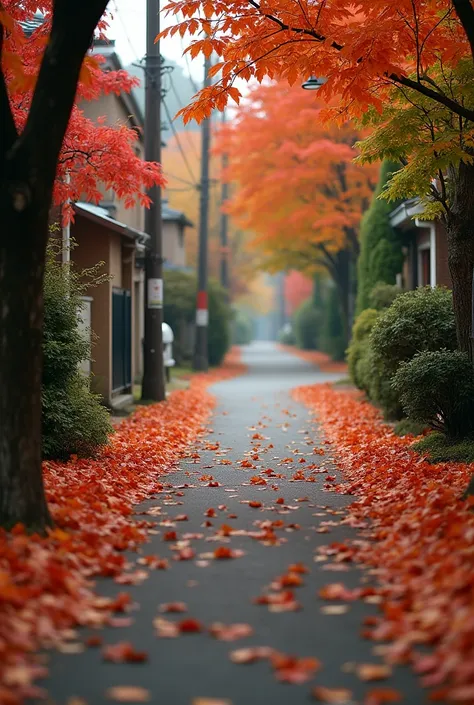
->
[112,288,132,393]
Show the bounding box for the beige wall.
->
[70,218,112,401]
[79,93,145,233]
[163,221,186,267]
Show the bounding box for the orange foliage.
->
[0,349,244,705]
[215,82,377,275]
[294,383,474,699]
[160,0,472,125]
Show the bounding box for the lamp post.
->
[301,76,326,90]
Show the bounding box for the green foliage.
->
[356,161,404,314]
[163,270,232,366]
[356,60,474,211]
[370,287,457,376]
[43,241,112,460]
[412,432,474,465]
[369,286,456,419]
[293,299,321,350]
[278,326,296,345]
[368,282,403,311]
[321,286,346,361]
[208,280,232,365]
[393,418,428,437]
[393,350,474,438]
[347,308,379,386]
[232,310,253,345]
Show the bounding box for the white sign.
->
[196,309,209,326]
[148,278,163,309]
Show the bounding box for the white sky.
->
[108,0,204,83]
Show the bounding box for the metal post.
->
[193,54,212,371]
[219,110,229,296]
[141,0,165,401]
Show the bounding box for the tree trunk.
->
[445,161,474,360]
[0,203,51,530]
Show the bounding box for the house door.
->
[112,287,132,393]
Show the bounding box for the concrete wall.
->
[163,221,186,267]
[79,93,145,233]
[70,218,112,401]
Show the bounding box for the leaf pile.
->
[0,350,245,705]
[294,383,474,701]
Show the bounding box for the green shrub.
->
[393,418,428,437]
[293,299,321,350]
[368,282,402,311]
[233,310,253,345]
[412,432,474,464]
[370,287,456,377]
[393,350,474,438]
[369,286,456,419]
[347,308,379,386]
[208,280,232,365]
[321,286,346,361]
[43,242,112,460]
[163,271,232,367]
[356,161,404,314]
[278,326,296,345]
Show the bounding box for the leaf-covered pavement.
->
[8,342,441,705]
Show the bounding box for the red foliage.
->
[0,349,245,705]
[284,272,314,316]
[294,383,474,698]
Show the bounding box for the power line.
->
[111,0,143,61]
[163,98,199,186]
[165,170,197,188]
[169,74,201,162]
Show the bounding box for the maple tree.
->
[215,81,377,340]
[284,272,314,318]
[0,2,163,530]
[162,129,258,303]
[162,0,474,358]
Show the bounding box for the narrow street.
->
[39,343,426,705]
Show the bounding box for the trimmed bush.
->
[278,326,296,345]
[233,310,253,345]
[370,286,456,376]
[347,308,379,386]
[392,350,474,438]
[356,161,404,314]
[163,271,232,366]
[369,286,456,418]
[321,286,346,361]
[43,242,112,460]
[368,282,402,311]
[293,299,321,350]
[412,433,474,464]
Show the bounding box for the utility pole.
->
[193,53,212,371]
[142,0,166,401]
[219,110,229,297]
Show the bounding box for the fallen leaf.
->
[178,618,203,633]
[356,664,392,681]
[230,646,274,663]
[248,501,262,508]
[209,623,253,641]
[311,685,353,703]
[102,642,148,664]
[106,686,151,702]
[158,602,187,613]
[320,605,349,615]
[365,688,402,704]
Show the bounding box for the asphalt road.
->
[35,342,429,705]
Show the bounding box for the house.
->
[71,39,192,406]
[389,198,451,289]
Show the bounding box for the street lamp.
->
[302,76,326,90]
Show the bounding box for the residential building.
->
[389,198,451,289]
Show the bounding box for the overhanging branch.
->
[0,21,18,157]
